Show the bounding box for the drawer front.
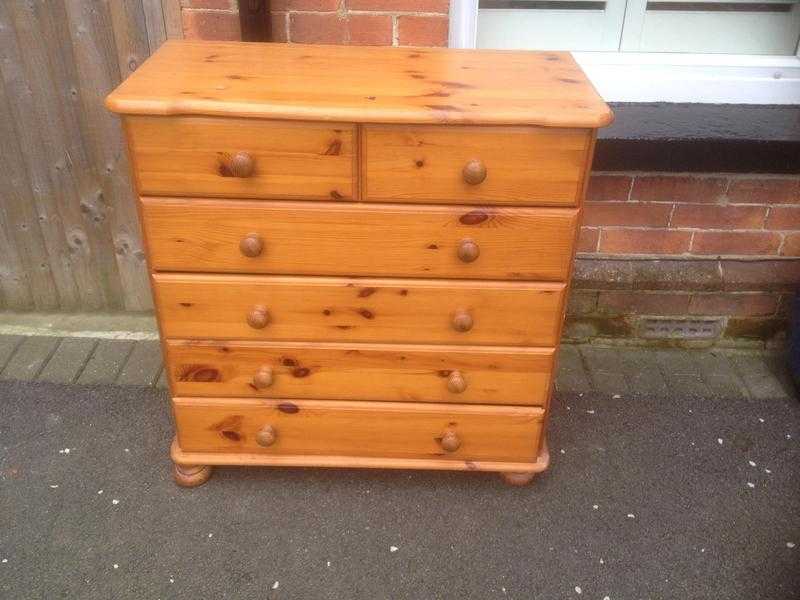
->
[362,125,591,206]
[173,397,543,463]
[126,116,355,200]
[166,340,554,405]
[141,198,579,281]
[154,274,566,346]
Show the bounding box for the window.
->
[450,0,800,103]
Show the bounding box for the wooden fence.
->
[0,0,181,312]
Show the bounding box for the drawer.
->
[141,198,579,281]
[362,125,591,206]
[154,273,566,346]
[165,340,554,406]
[125,116,355,200]
[173,397,544,463]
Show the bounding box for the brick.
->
[597,291,691,316]
[577,227,599,252]
[572,258,723,292]
[348,0,450,10]
[181,0,234,8]
[347,14,393,45]
[269,12,288,42]
[566,290,597,315]
[397,15,448,47]
[182,9,241,40]
[585,174,632,202]
[721,259,800,292]
[671,205,766,230]
[584,202,671,227]
[631,175,727,204]
[599,229,691,255]
[688,293,779,317]
[782,232,800,256]
[728,177,800,205]
[272,0,339,9]
[691,231,781,256]
[766,206,800,230]
[291,12,346,43]
[725,317,788,341]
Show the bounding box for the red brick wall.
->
[177,1,800,347]
[180,1,449,46]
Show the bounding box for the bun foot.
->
[172,463,213,488]
[500,471,536,486]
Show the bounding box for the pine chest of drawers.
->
[107,41,611,487]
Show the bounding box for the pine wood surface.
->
[106,41,613,128]
[165,339,555,405]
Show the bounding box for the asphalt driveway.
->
[1,380,798,599]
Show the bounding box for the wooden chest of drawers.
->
[107,41,611,487]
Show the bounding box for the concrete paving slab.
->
[730,354,791,400]
[0,334,24,371]
[116,341,163,387]
[554,344,592,392]
[156,367,169,390]
[693,351,750,398]
[1,381,797,599]
[37,338,98,384]
[77,340,135,386]
[0,336,60,381]
[618,348,670,396]
[579,346,628,394]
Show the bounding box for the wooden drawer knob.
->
[230,151,255,178]
[447,370,467,393]
[255,425,277,447]
[452,310,473,333]
[247,305,270,329]
[253,366,274,389]
[240,233,264,258]
[457,239,479,263]
[462,159,487,185]
[439,430,461,453]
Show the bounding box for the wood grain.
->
[362,125,590,206]
[127,116,355,200]
[173,397,544,463]
[153,273,566,346]
[170,437,550,473]
[141,198,578,281]
[165,339,555,405]
[106,41,613,128]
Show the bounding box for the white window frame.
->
[450,0,800,104]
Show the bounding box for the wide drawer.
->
[125,116,355,200]
[165,340,554,405]
[154,273,566,346]
[141,198,578,281]
[173,397,543,463]
[362,125,591,206]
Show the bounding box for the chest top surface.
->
[106,41,612,128]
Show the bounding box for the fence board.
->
[0,0,180,312]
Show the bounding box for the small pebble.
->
[758,418,765,423]
[1,559,7,564]
[787,542,796,549]
[746,482,755,489]
[49,485,59,489]
[627,514,635,519]
[208,533,213,538]
[717,438,723,445]
[586,410,595,415]
[612,394,621,399]
[599,558,604,564]
[97,490,103,495]
[272,581,279,590]
[575,586,582,594]
[748,460,756,467]
[560,449,566,455]
[169,577,174,584]
[765,468,772,474]
[389,546,398,553]
[112,499,119,505]
[592,504,599,510]
[113,564,119,570]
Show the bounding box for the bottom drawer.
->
[173,397,543,464]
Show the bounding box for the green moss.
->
[724,318,788,340]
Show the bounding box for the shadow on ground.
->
[1,381,798,599]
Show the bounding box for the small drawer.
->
[362,125,591,206]
[173,397,544,463]
[154,273,566,347]
[141,198,579,281]
[125,116,355,200]
[165,340,555,405]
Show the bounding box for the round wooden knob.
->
[239,233,264,258]
[457,239,480,263]
[230,151,255,178]
[462,159,487,185]
[452,310,473,333]
[253,366,274,389]
[246,305,270,329]
[446,371,467,393]
[255,425,277,447]
[439,430,461,452]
